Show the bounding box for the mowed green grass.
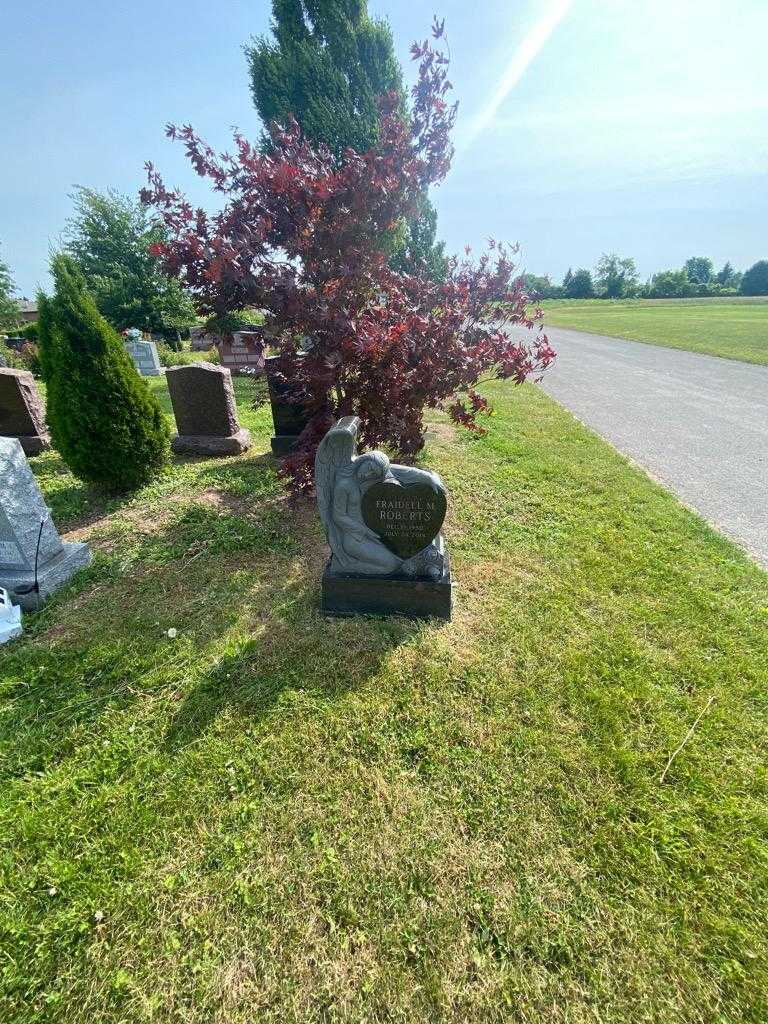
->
[541,297,768,364]
[1,376,767,1023]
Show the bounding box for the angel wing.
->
[314,416,359,533]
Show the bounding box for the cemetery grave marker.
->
[124,336,162,376]
[166,361,251,455]
[0,438,91,609]
[266,355,312,456]
[0,367,51,455]
[218,331,265,375]
[315,416,452,620]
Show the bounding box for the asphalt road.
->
[528,327,768,568]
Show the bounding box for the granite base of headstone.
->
[315,417,453,622]
[166,361,251,456]
[0,438,91,610]
[266,355,311,456]
[0,367,51,455]
[124,337,162,376]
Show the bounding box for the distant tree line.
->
[524,255,768,301]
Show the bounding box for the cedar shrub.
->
[38,254,170,492]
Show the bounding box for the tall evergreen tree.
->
[740,260,768,296]
[247,0,403,154]
[715,261,741,289]
[247,0,446,279]
[39,254,170,492]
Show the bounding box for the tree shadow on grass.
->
[30,450,139,531]
[161,582,421,752]
[1,493,422,774]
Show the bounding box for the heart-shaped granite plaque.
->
[361,481,447,560]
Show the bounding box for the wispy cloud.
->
[461,0,574,149]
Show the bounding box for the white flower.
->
[167,628,178,639]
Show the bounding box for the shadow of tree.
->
[162,587,419,752]
[1,484,420,774]
[31,451,139,531]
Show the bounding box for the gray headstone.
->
[0,438,91,609]
[0,367,51,455]
[314,417,452,620]
[166,362,251,456]
[124,338,162,376]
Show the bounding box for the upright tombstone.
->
[123,334,162,376]
[315,416,452,621]
[0,438,91,609]
[166,361,251,456]
[0,367,51,455]
[189,326,221,352]
[218,331,265,375]
[266,355,312,456]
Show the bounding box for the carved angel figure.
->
[315,417,445,578]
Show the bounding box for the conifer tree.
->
[247,0,446,278]
[39,254,170,492]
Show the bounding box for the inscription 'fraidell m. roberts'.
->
[315,416,452,620]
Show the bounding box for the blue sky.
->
[2,0,767,296]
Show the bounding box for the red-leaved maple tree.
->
[142,18,554,490]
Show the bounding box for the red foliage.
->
[142,18,554,491]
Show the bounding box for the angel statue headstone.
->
[315,416,453,620]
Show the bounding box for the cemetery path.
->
[526,326,768,568]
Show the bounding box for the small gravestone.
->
[266,355,311,456]
[0,438,91,609]
[218,331,265,375]
[123,333,162,376]
[0,367,51,455]
[315,416,452,621]
[189,327,221,352]
[166,361,251,456]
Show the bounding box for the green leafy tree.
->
[684,256,713,285]
[0,248,21,331]
[64,187,197,336]
[740,260,768,296]
[595,253,638,299]
[522,274,561,300]
[715,261,741,289]
[247,0,446,278]
[564,267,594,298]
[388,193,447,281]
[39,254,170,492]
[649,268,694,298]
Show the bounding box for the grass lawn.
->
[541,297,768,365]
[2,375,767,1023]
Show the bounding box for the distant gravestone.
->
[0,367,51,455]
[189,327,221,352]
[166,361,251,456]
[0,438,91,609]
[218,331,265,375]
[124,337,162,376]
